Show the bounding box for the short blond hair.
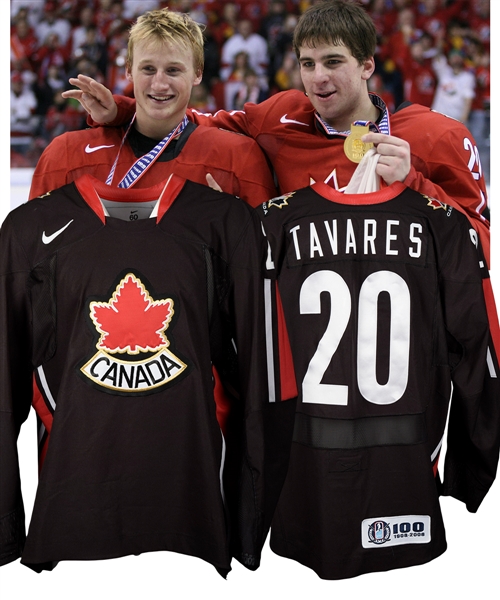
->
[127,8,205,73]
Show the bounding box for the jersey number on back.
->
[300,270,410,406]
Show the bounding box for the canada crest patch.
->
[262,192,296,215]
[425,195,448,211]
[80,272,188,394]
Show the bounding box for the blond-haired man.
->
[29,8,276,204]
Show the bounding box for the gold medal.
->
[344,124,373,163]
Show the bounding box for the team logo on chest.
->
[80,273,187,394]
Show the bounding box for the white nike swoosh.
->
[280,114,309,126]
[42,220,74,244]
[85,144,115,153]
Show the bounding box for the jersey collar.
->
[314,93,390,138]
[75,173,187,224]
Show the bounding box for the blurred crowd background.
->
[10,0,490,184]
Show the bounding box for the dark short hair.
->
[293,0,377,64]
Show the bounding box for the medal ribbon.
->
[315,94,390,137]
[106,114,189,188]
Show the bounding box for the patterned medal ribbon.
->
[315,94,390,137]
[106,114,189,188]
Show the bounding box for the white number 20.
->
[299,270,410,406]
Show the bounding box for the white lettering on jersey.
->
[386,220,399,255]
[290,225,302,260]
[310,223,324,258]
[409,223,423,258]
[289,218,424,261]
[364,220,377,255]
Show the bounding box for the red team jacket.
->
[29,122,277,207]
[107,90,490,261]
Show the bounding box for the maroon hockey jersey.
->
[0,175,296,574]
[257,181,500,579]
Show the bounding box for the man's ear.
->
[193,69,203,86]
[126,64,133,83]
[361,56,376,81]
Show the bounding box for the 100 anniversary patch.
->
[79,272,188,395]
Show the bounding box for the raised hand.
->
[62,75,118,124]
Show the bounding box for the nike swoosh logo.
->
[85,144,115,153]
[42,220,74,244]
[280,114,309,126]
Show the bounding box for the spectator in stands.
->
[431,47,475,123]
[274,52,301,92]
[468,0,490,50]
[68,55,105,85]
[232,67,268,110]
[376,6,417,107]
[42,89,86,142]
[188,81,217,113]
[415,0,468,46]
[270,13,298,91]
[11,0,44,29]
[11,16,39,74]
[366,0,395,41]
[33,63,66,117]
[259,0,288,85]
[96,0,129,40]
[222,49,251,109]
[34,32,70,87]
[35,1,72,48]
[70,5,97,58]
[377,0,413,37]
[237,0,265,32]
[220,18,269,89]
[201,22,222,89]
[78,24,108,77]
[401,33,437,107]
[211,2,239,49]
[468,39,490,184]
[105,21,131,94]
[11,70,39,156]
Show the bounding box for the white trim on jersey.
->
[431,436,444,463]
[264,278,276,403]
[37,365,56,411]
[487,346,498,378]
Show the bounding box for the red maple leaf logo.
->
[90,274,174,354]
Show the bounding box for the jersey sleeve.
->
[220,207,296,569]
[402,113,490,264]
[233,141,277,206]
[189,107,253,137]
[85,94,260,140]
[0,214,34,566]
[87,94,136,128]
[439,218,500,512]
[29,136,69,199]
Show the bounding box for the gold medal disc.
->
[344,124,373,163]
